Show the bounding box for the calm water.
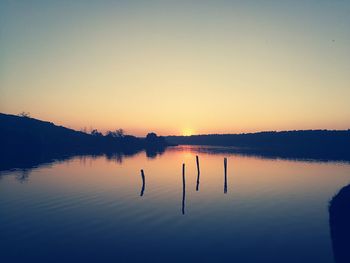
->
[1,146,350,263]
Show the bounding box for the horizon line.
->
[2,111,349,138]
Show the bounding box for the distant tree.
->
[91,129,103,137]
[105,129,125,138]
[146,132,158,140]
[115,128,125,138]
[106,130,115,137]
[18,111,30,118]
[145,132,166,146]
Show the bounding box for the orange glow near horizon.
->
[36,146,350,196]
[181,128,195,136]
[1,1,350,136]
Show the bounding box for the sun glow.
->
[182,128,194,136]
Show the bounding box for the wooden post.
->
[224,158,227,194]
[182,163,186,215]
[196,155,200,191]
[140,169,145,196]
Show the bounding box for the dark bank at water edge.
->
[0,113,171,170]
[166,130,350,162]
[1,112,350,170]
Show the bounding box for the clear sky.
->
[1,0,349,136]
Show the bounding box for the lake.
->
[1,145,350,263]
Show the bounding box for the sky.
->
[1,0,349,136]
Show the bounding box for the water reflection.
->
[16,169,30,183]
[0,147,166,181]
[169,145,350,164]
[105,152,124,163]
[145,147,166,159]
[1,145,350,263]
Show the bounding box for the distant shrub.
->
[18,111,30,118]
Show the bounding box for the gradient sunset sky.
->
[1,0,349,136]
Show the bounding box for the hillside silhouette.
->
[0,113,169,170]
[2,112,350,170]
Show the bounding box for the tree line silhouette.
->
[166,130,350,161]
[0,113,170,170]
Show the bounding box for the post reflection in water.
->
[182,163,186,215]
[140,169,145,197]
[196,155,200,191]
[2,146,350,263]
[224,157,228,194]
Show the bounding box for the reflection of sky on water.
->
[1,146,350,262]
